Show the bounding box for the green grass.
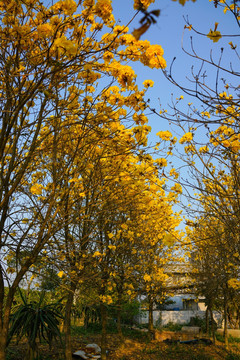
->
[216,333,240,344]
[226,353,240,360]
[71,321,149,341]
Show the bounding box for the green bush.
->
[122,300,142,325]
[189,316,206,329]
[71,322,102,335]
[216,333,224,342]
[162,322,183,332]
[108,300,142,326]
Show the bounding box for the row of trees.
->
[1,0,239,358]
[0,0,185,359]
[156,0,240,347]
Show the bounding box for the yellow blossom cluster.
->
[157,130,173,141]
[30,183,44,195]
[95,0,113,21]
[133,0,155,10]
[199,146,209,153]
[108,61,137,89]
[210,124,240,153]
[179,132,193,144]
[143,79,154,88]
[155,158,168,167]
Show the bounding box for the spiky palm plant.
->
[8,290,63,360]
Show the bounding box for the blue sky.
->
[112,0,238,143]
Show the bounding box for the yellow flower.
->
[228,278,240,289]
[58,271,65,278]
[156,130,172,141]
[143,79,154,88]
[155,158,167,167]
[54,36,77,56]
[113,25,129,34]
[201,111,211,118]
[62,0,77,15]
[169,168,179,179]
[30,184,43,195]
[207,23,222,43]
[100,295,113,304]
[93,251,102,257]
[143,274,151,282]
[37,23,53,38]
[95,0,112,20]
[179,132,193,144]
[171,183,182,194]
[199,146,209,153]
[133,0,155,10]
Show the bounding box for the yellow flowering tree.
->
[152,0,240,345]
[0,0,171,358]
[47,141,181,358]
[187,200,240,345]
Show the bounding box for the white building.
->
[136,264,222,327]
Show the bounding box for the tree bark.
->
[116,304,123,338]
[210,307,215,344]
[116,291,123,338]
[0,328,7,360]
[205,306,209,337]
[64,282,77,360]
[223,294,228,349]
[148,294,154,338]
[100,303,107,360]
[0,286,18,360]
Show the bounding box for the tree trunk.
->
[64,282,77,360]
[148,294,154,339]
[210,307,215,344]
[237,308,240,329]
[116,292,123,338]
[84,308,89,329]
[100,303,107,360]
[0,329,7,360]
[205,306,209,337]
[0,287,15,360]
[223,294,228,349]
[117,305,122,338]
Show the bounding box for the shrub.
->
[8,290,63,360]
[162,322,183,332]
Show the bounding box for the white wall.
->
[136,310,222,327]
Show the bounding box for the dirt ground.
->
[7,330,240,360]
